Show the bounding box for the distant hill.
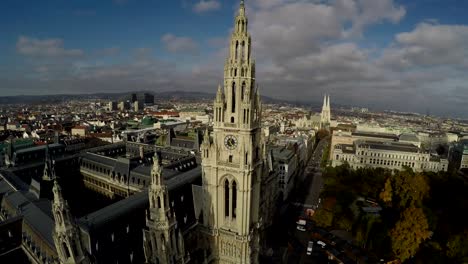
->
[0,90,328,109]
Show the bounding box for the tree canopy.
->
[390,207,431,262]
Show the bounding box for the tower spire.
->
[151,152,163,186]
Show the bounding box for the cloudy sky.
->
[1,0,468,118]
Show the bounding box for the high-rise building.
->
[144,93,155,106]
[200,1,265,263]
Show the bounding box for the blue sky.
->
[1,0,468,118]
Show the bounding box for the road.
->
[261,137,332,264]
[297,138,330,264]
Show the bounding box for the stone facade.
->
[199,2,264,263]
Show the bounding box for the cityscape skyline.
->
[1,0,468,117]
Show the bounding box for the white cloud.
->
[16,36,84,57]
[161,34,199,55]
[193,0,221,13]
[380,23,468,68]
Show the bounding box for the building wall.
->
[332,143,448,172]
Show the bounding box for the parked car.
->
[297,219,307,231]
[317,240,326,248]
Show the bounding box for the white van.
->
[306,241,314,255]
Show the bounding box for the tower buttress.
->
[52,180,90,264]
[143,153,187,264]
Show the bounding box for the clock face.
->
[224,135,238,150]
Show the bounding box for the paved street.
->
[262,137,333,264]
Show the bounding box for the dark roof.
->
[2,191,56,248]
[79,190,148,230]
[0,170,29,191]
[80,166,201,228]
[352,131,398,141]
[83,153,116,167]
[357,141,419,153]
[15,143,63,154]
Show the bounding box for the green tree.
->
[390,207,431,262]
[314,208,333,228]
[393,170,430,208]
[446,230,468,262]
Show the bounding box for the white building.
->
[331,140,448,172]
[273,147,298,200]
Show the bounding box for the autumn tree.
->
[313,208,333,228]
[446,230,468,262]
[390,207,431,262]
[379,177,393,205]
[393,169,430,208]
[316,129,330,141]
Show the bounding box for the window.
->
[235,41,238,60]
[224,180,229,217]
[229,155,233,163]
[231,116,235,123]
[63,242,71,258]
[232,82,236,113]
[232,181,237,218]
[241,82,246,101]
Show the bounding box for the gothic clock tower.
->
[200,1,263,263]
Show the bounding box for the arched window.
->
[232,82,236,113]
[63,242,71,258]
[224,179,229,217]
[243,109,246,124]
[229,155,233,163]
[157,197,161,208]
[231,117,235,123]
[241,41,245,60]
[241,82,245,101]
[234,68,237,77]
[232,181,237,218]
[235,41,239,60]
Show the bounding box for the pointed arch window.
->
[63,242,71,258]
[241,82,246,101]
[232,181,237,218]
[231,82,236,113]
[224,179,230,217]
[235,41,239,60]
[241,41,245,60]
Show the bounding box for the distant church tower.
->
[143,153,187,264]
[52,180,91,264]
[321,94,331,126]
[200,0,263,263]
